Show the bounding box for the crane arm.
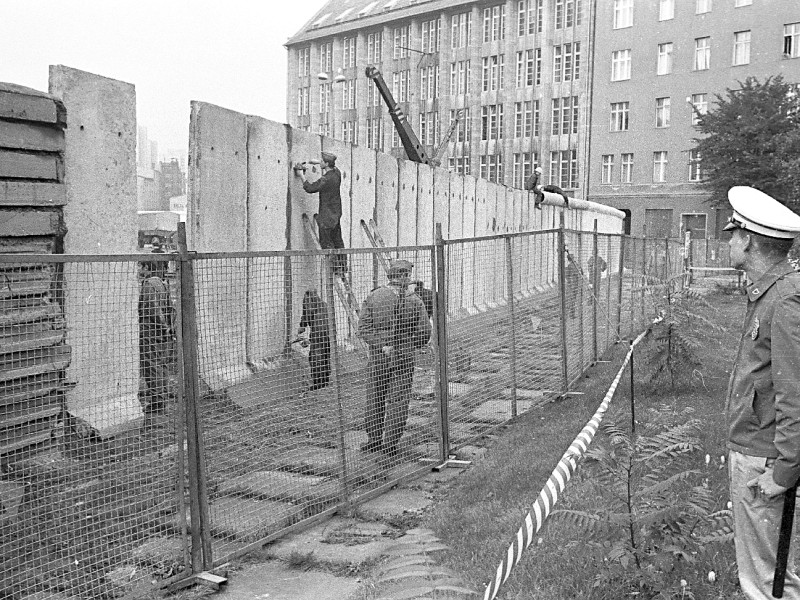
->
[365,66,429,164]
[430,109,463,167]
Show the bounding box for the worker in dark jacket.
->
[138,260,173,415]
[412,280,435,320]
[525,165,570,208]
[723,186,800,599]
[295,151,347,275]
[299,289,331,391]
[358,260,432,459]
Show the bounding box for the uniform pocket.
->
[751,378,776,427]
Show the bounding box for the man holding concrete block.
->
[294,151,347,275]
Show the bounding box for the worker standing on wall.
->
[525,164,570,208]
[294,151,347,275]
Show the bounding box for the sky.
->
[2,0,328,159]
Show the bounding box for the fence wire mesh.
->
[0,256,187,600]
[0,229,694,597]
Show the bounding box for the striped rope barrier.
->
[483,328,651,600]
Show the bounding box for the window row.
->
[613,0,753,29]
[600,150,702,184]
[608,94,708,131]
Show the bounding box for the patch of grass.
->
[420,291,746,599]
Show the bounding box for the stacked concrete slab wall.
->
[0,83,69,464]
[188,102,624,389]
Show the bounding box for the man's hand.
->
[747,468,789,499]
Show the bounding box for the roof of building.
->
[286,0,468,45]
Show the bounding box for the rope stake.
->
[483,328,650,600]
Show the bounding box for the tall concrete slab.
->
[447,172,463,241]
[460,175,476,310]
[474,178,489,235]
[49,65,140,433]
[321,137,352,248]
[397,160,417,247]
[432,166,449,238]
[287,128,322,333]
[350,145,377,249]
[446,172,464,312]
[187,101,249,389]
[416,164,434,245]
[246,116,289,362]
[375,152,398,247]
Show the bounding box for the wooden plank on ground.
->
[0,324,64,355]
[0,237,55,254]
[0,373,63,408]
[0,121,64,152]
[0,267,54,299]
[0,87,62,124]
[0,209,60,236]
[0,181,66,207]
[0,344,71,383]
[0,150,59,180]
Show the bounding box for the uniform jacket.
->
[139,275,172,337]
[358,284,432,355]
[726,259,800,487]
[300,291,330,345]
[302,167,342,229]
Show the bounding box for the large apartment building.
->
[285,0,800,238]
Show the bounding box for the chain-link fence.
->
[1,225,682,598]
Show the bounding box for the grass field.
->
[420,287,750,599]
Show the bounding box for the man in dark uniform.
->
[723,186,800,599]
[525,165,571,208]
[295,151,347,275]
[138,260,173,415]
[358,260,432,459]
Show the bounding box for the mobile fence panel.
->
[0,255,189,600]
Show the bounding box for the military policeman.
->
[294,151,347,275]
[724,186,800,599]
[358,259,432,459]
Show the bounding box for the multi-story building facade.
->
[286,0,800,238]
[286,0,592,195]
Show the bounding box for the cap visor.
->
[722,222,737,232]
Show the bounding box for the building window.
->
[735,0,752,6]
[550,149,578,188]
[368,82,382,107]
[554,43,580,83]
[367,32,382,63]
[421,18,441,54]
[785,23,800,58]
[518,0,536,36]
[610,101,629,131]
[551,96,579,135]
[514,101,536,138]
[690,93,708,125]
[450,108,471,143]
[733,30,751,65]
[392,70,410,102]
[688,149,703,182]
[393,25,410,59]
[392,128,400,148]
[341,121,357,144]
[448,155,471,175]
[512,152,536,188]
[482,55,505,92]
[611,49,631,81]
[657,43,673,75]
[613,0,633,29]
[653,151,668,182]
[420,65,439,100]
[451,12,473,49]
[342,79,357,109]
[319,82,331,114]
[483,5,507,43]
[480,154,504,183]
[534,48,542,85]
[298,47,311,77]
[655,97,671,128]
[621,153,634,183]
[536,0,544,33]
[694,37,711,70]
[601,155,614,184]
[419,112,440,146]
[555,0,581,29]
[318,120,331,137]
[481,104,504,140]
[450,61,471,95]
[516,50,537,87]
[696,0,711,14]
[297,87,310,116]
[366,118,383,151]
[659,0,674,21]
[342,37,356,68]
[320,42,333,73]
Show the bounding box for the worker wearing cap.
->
[358,259,432,459]
[295,151,347,274]
[525,165,571,209]
[723,186,800,599]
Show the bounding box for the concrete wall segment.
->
[374,152,398,247]
[350,145,377,249]
[416,163,434,245]
[397,160,417,247]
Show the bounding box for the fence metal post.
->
[592,220,599,363]
[557,212,569,392]
[175,222,213,572]
[434,223,450,462]
[641,237,647,327]
[576,228,585,370]
[324,257,350,505]
[505,236,517,418]
[617,234,626,339]
[664,236,670,280]
[629,339,636,436]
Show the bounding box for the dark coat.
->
[302,167,342,228]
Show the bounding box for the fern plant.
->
[552,405,732,599]
[642,279,725,390]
